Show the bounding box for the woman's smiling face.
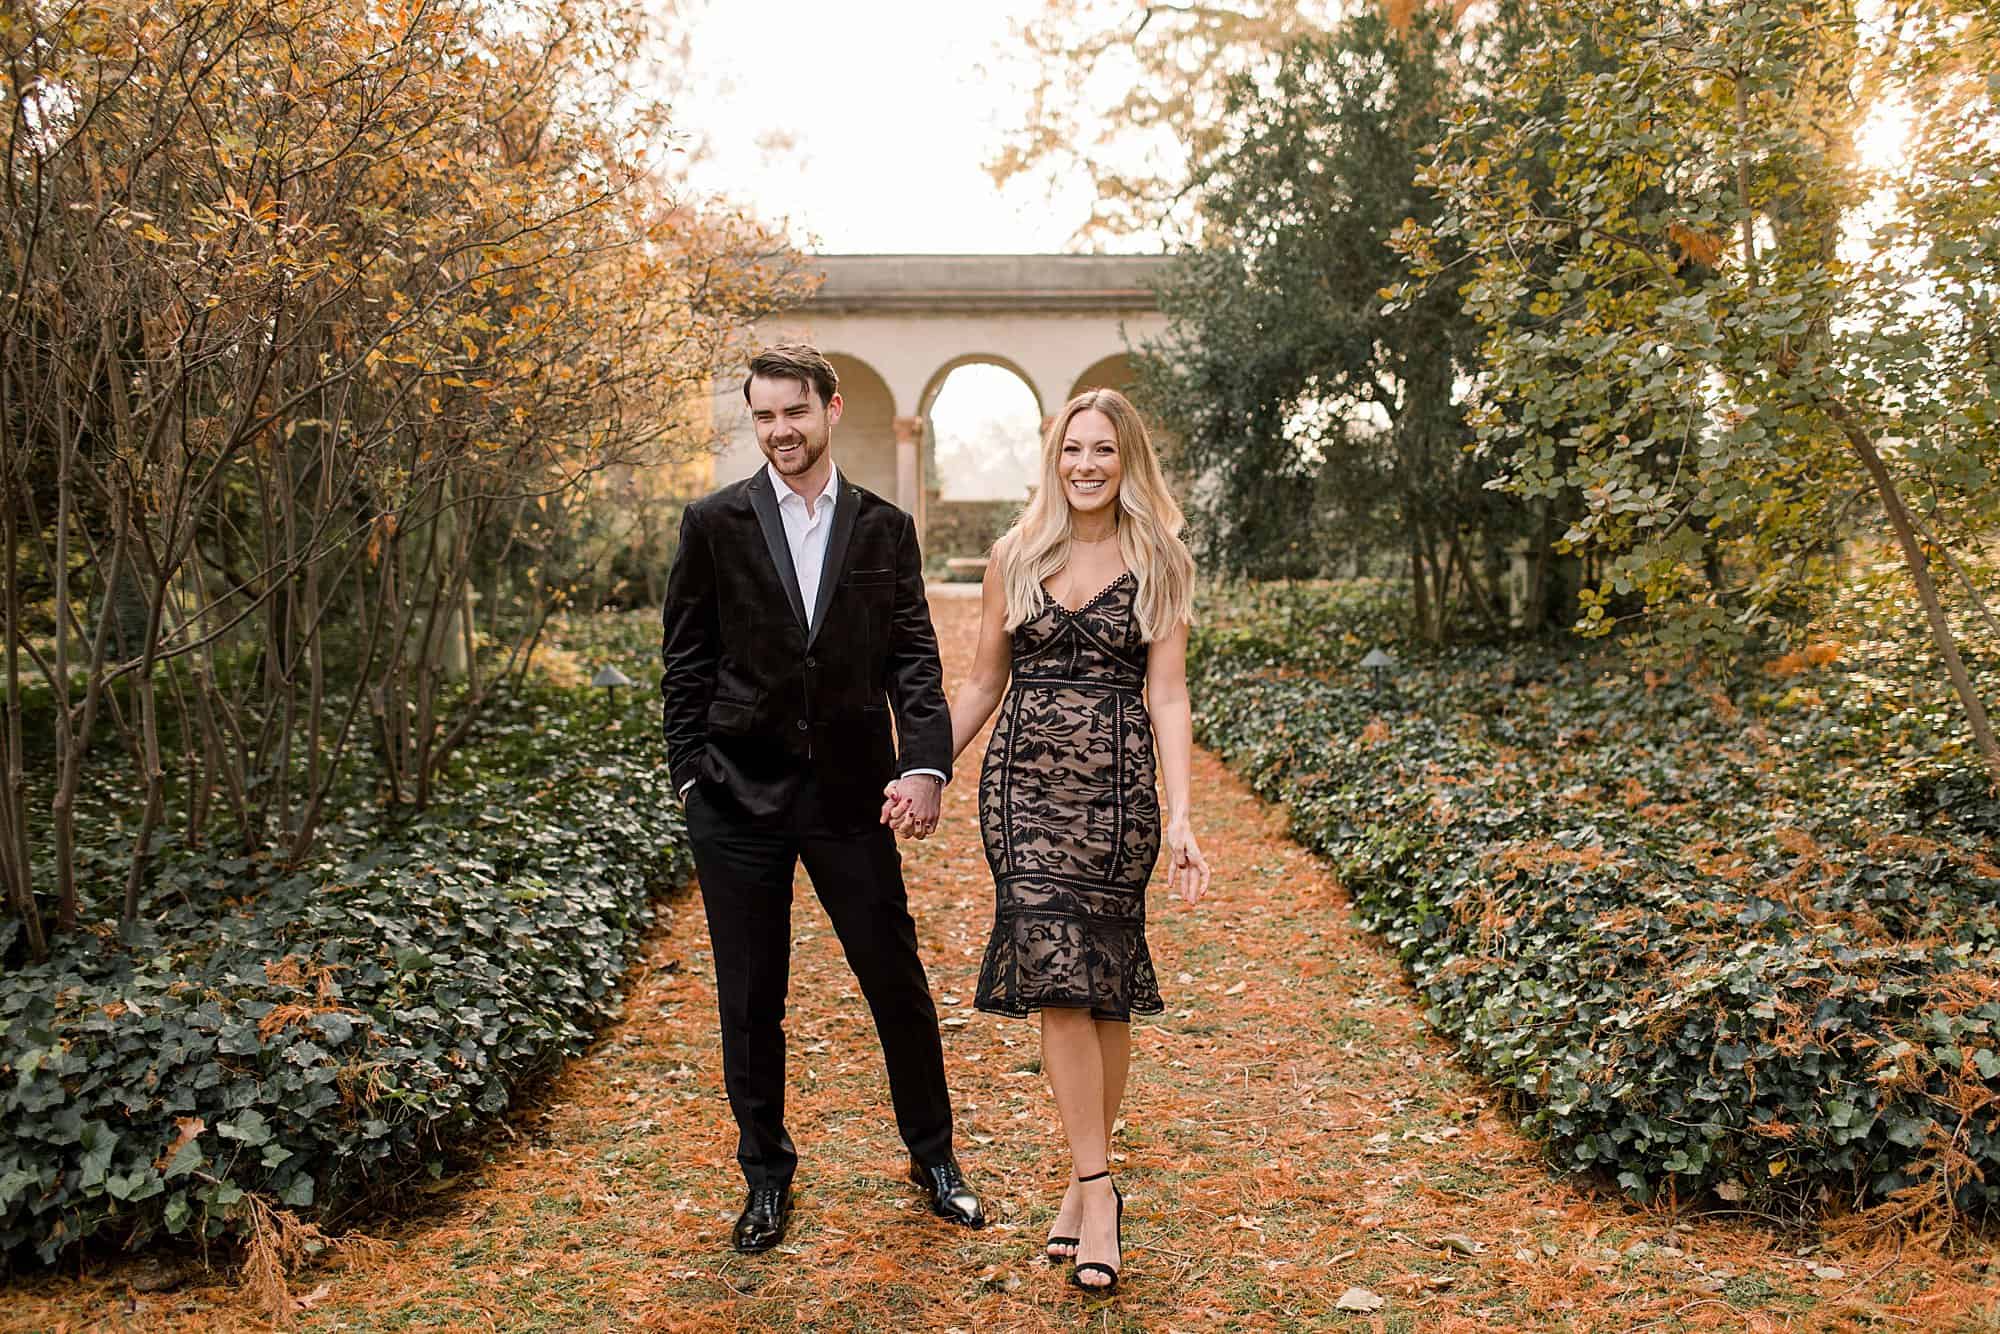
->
[1059,408,1122,516]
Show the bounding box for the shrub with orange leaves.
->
[0,0,809,950]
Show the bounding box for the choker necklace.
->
[1070,529,1120,545]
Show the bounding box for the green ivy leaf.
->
[162,1192,191,1234]
[162,1139,205,1181]
[217,1109,272,1148]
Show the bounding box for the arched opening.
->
[825,353,898,505]
[1067,350,1183,481]
[922,359,1043,569]
[1067,352,1140,403]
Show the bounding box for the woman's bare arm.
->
[1145,620,1211,903]
[885,557,1014,831]
[950,557,1015,763]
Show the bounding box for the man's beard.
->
[767,431,827,475]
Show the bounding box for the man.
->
[658,343,982,1254]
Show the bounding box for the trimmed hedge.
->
[1191,585,2000,1220]
[0,667,689,1266]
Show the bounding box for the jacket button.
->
[796,719,808,731]
[805,656,816,668]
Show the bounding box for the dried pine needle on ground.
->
[4,590,1995,1332]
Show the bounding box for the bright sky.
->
[660,2,1935,499]
[666,0,1101,254]
[662,0,1102,495]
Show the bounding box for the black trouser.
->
[684,773,954,1190]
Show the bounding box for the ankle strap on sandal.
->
[1074,1169,1111,1183]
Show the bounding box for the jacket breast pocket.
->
[706,694,759,735]
[840,568,896,665]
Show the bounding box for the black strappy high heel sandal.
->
[1067,1169,1123,1295]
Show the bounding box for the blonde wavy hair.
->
[993,387,1195,643]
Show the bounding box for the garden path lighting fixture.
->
[593,664,635,710]
[1360,647,1398,695]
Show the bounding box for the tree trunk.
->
[1409,531,1431,643]
[1911,511,2000,646]
[0,484,46,959]
[1456,528,1501,630]
[121,508,182,940]
[1482,532,1506,629]
[1834,407,2000,787]
[1429,529,1457,642]
[1527,501,1553,633]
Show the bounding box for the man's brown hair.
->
[743,343,839,407]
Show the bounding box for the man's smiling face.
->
[748,374,842,482]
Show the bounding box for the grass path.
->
[9,590,1996,1332]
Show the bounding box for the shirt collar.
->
[767,459,840,513]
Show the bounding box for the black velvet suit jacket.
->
[658,466,952,830]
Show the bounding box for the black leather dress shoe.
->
[909,1156,986,1228]
[732,1184,793,1253]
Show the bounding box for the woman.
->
[889,387,1211,1293]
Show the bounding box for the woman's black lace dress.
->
[973,570,1164,1022]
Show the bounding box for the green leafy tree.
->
[1404,0,2000,780]
[991,2,1485,241]
[1138,9,1527,638]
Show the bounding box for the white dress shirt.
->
[770,459,841,632]
[676,462,944,798]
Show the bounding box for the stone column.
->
[893,415,922,516]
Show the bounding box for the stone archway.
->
[1067,351,1181,478]
[712,254,1174,546]
[917,352,1045,422]
[922,360,1044,565]
[823,353,897,502]
[914,354,1043,550]
[1067,352,1141,403]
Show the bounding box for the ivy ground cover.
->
[10,587,1994,1331]
[0,615,689,1269]
[1191,580,2000,1230]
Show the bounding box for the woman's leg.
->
[1085,1019,1131,1286]
[1040,1007,1104,1259]
[1095,1019,1131,1138]
[1041,1007,1120,1286]
[1041,1007,1108,1165]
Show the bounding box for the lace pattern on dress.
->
[974,572,1164,1022]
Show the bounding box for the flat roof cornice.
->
[801,253,1176,315]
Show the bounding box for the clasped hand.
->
[880,774,942,840]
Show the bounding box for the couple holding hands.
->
[658,343,1210,1294]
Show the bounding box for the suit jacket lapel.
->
[806,482,860,650]
[747,468,809,632]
